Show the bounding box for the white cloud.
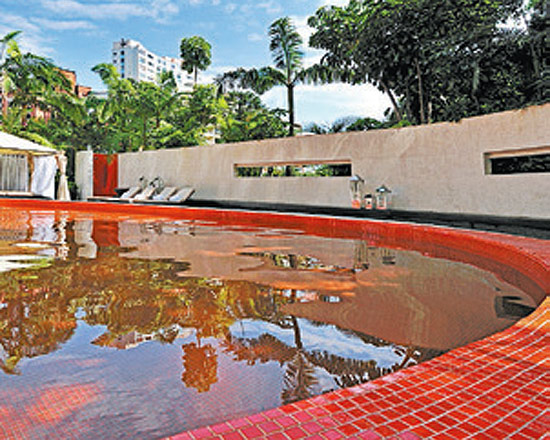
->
[32,18,96,31]
[247,32,263,42]
[256,1,282,15]
[318,0,349,7]
[40,0,179,23]
[225,2,237,13]
[0,11,55,56]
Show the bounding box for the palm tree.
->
[180,36,212,86]
[1,31,71,123]
[217,17,331,137]
[1,31,21,117]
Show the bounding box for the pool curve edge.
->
[1,199,548,439]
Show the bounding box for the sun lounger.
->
[132,186,156,202]
[152,187,178,201]
[140,187,195,205]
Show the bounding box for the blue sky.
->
[0,0,390,125]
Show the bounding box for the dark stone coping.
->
[183,199,550,240]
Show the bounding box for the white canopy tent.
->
[0,131,70,200]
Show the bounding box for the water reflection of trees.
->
[0,222,441,403]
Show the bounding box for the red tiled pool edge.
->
[1,200,548,439]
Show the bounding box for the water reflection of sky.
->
[230,318,403,368]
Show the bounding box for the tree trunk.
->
[405,88,414,124]
[415,58,426,124]
[379,80,402,122]
[194,67,198,87]
[287,83,295,136]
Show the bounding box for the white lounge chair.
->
[141,187,195,204]
[132,186,156,202]
[152,186,178,201]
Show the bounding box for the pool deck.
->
[0,200,548,439]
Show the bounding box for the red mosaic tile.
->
[191,427,213,439]
[348,408,368,419]
[240,426,263,439]
[430,432,456,440]
[259,421,281,435]
[172,433,193,440]
[409,425,435,437]
[308,407,329,418]
[302,422,322,435]
[280,405,300,415]
[285,427,308,439]
[321,430,344,440]
[295,400,315,411]
[357,432,381,440]
[211,424,233,435]
[387,419,410,432]
[304,435,324,440]
[323,403,345,414]
[278,416,299,428]
[266,434,287,440]
[332,412,354,424]
[295,412,314,423]
[399,414,423,427]
[424,420,449,433]
[372,425,397,437]
[228,418,251,430]
[352,418,373,430]
[337,423,361,436]
[221,433,244,440]
[247,414,267,424]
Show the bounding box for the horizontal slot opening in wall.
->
[485,147,550,175]
[235,160,352,178]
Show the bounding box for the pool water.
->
[0,207,538,439]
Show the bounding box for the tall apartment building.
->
[111,38,195,92]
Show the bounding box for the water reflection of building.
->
[92,327,193,350]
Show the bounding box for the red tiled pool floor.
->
[0,200,548,439]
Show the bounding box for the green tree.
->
[180,36,212,86]
[308,0,536,124]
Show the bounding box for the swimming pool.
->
[0,201,546,439]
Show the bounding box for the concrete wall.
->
[116,104,550,219]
